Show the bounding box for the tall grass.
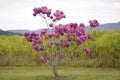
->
[0,35,37,66]
[0,30,120,68]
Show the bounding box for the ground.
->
[42,77,71,80]
[0,67,120,80]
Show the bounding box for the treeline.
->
[0,30,120,68]
[0,29,22,36]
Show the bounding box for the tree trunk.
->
[52,65,59,78]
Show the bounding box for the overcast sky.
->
[0,0,120,30]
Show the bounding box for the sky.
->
[0,0,120,30]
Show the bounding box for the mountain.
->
[7,29,30,34]
[7,29,52,34]
[0,29,22,36]
[97,22,120,30]
[7,22,120,34]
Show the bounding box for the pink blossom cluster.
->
[47,23,93,46]
[53,10,66,21]
[24,32,44,51]
[84,48,90,54]
[61,39,70,47]
[40,29,47,36]
[89,19,99,27]
[24,6,99,64]
[33,6,65,22]
[48,32,59,38]
[33,6,51,17]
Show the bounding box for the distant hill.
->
[0,29,22,36]
[7,29,30,34]
[7,22,120,34]
[97,22,120,30]
[7,29,52,34]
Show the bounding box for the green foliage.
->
[0,30,120,68]
[0,35,37,66]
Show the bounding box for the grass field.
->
[0,30,120,68]
[0,30,120,80]
[0,67,120,80]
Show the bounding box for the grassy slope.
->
[0,67,120,80]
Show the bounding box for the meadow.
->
[0,30,120,68]
[0,67,120,80]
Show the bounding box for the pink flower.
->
[77,27,85,33]
[33,8,39,13]
[53,10,65,20]
[24,32,30,37]
[72,33,77,37]
[80,35,86,41]
[84,48,90,54]
[50,16,53,19]
[40,6,51,16]
[85,34,92,39]
[49,23,54,27]
[33,6,52,17]
[75,27,85,37]
[79,23,85,27]
[31,44,40,51]
[71,23,78,29]
[40,29,47,36]
[36,39,42,44]
[61,39,70,47]
[54,24,65,35]
[89,19,99,27]
[48,32,59,38]
[26,36,32,42]
[75,37,83,45]
[64,24,71,33]
[33,8,40,16]
[30,32,38,36]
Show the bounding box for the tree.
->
[24,6,99,78]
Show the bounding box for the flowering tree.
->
[24,6,99,78]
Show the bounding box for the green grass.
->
[0,67,120,80]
